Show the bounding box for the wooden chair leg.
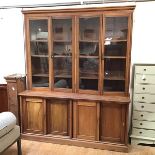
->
[17,137,22,155]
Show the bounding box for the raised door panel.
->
[74,101,99,141]
[100,103,126,143]
[22,98,45,134]
[47,99,72,137]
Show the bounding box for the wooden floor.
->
[2,140,155,155]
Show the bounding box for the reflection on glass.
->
[31,41,48,55]
[103,59,125,92]
[53,19,72,41]
[105,17,128,40]
[104,42,127,56]
[79,17,99,41]
[29,20,49,87]
[52,18,72,89]
[79,58,98,90]
[104,80,125,92]
[53,42,72,56]
[79,42,99,56]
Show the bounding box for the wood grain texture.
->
[3,139,155,155]
[0,84,8,112]
[47,99,70,136]
[19,90,130,103]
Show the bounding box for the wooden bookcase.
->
[19,6,135,152]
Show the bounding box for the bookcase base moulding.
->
[20,5,135,152]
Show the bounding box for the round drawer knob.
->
[144,69,146,71]
[141,105,144,108]
[142,87,145,90]
[139,131,142,134]
[140,123,143,125]
[141,114,143,117]
[142,97,145,99]
[143,78,146,81]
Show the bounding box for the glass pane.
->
[104,80,125,92]
[103,59,125,92]
[79,58,99,90]
[104,41,127,56]
[79,42,99,56]
[105,17,128,40]
[52,18,72,89]
[29,19,49,88]
[53,19,72,41]
[30,20,48,41]
[54,57,72,88]
[79,17,99,41]
[79,17,100,91]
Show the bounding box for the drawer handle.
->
[144,69,146,71]
[142,87,145,90]
[141,105,144,108]
[141,114,143,117]
[143,78,146,81]
[142,97,145,99]
[140,123,143,125]
[139,131,142,134]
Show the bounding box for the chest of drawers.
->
[130,64,155,145]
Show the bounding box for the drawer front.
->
[133,120,155,130]
[133,111,155,121]
[131,137,154,145]
[135,74,155,84]
[132,128,155,138]
[134,84,155,93]
[134,94,155,103]
[133,103,155,112]
[135,66,155,75]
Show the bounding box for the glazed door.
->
[73,101,99,141]
[102,13,131,94]
[51,17,74,91]
[28,18,49,89]
[77,15,101,94]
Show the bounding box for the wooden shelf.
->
[31,39,48,42]
[54,55,72,58]
[32,74,49,77]
[79,55,99,59]
[104,39,127,42]
[53,40,71,43]
[54,75,72,78]
[31,55,48,58]
[104,77,125,80]
[79,40,99,43]
[104,56,126,59]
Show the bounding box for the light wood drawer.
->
[135,66,155,75]
[133,120,155,130]
[134,94,155,103]
[132,128,155,138]
[134,84,155,93]
[133,103,155,112]
[131,137,154,145]
[133,111,155,121]
[135,74,155,84]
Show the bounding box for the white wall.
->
[131,1,155,64]
[0,8,25,83]
[0,1,155,84]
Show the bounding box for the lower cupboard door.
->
[73,101,99,141]
[100,103,126,143]
[47,99,72,137]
